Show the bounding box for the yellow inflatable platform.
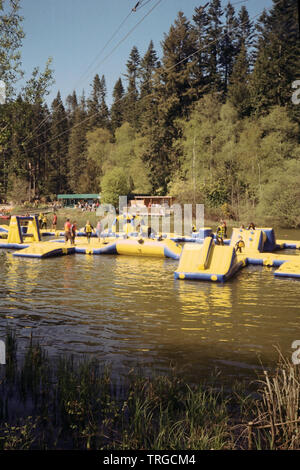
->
[175,237,244,282]
[13,242,76,258]
[274,261,300,278]
[115,238,182,259]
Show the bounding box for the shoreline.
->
[0,333,299,450]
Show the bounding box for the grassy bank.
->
[5,207,100,231]
[0,333,299,450]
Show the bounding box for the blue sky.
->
[19,0,274,106]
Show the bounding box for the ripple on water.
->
[0,246,300,382]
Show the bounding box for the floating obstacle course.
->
[175,227,300,282]
[1,216,300,278]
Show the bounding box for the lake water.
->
[0,227,300,385]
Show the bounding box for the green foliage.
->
[0,0,299,226]
[7,175,28,203]
[258,160,300,228]
[0,0,24,97]
[22,58,54,104]
[101,167,130,207]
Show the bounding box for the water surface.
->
[0,227,299,384]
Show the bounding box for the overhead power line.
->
[21,1,156,148]
[21,0,248,149]
[23,9,260,156]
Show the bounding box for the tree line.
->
[0,0,299,225]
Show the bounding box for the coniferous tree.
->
[227,42,251,117]
[220,2,239,94]
[87,74,109,130]
[139,40,159,98]
[159,11,198,117]
[48,91,69,195]
[110,78,125,132]
[237,6,255,53]
[124,46,140,128]
[67,94,88,191]
[251,0,300,114]
[192,3,210,97]
[99,75,109,128]
[138,41,159,132]
[204,0,223,92]
[66,90,78,127]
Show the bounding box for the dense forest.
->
[0,0,299,225]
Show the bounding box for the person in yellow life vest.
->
[235,235,245,253]
[192,224,197,233]
[216,222,226,245]
[84,220,94,244]
[41,214,47,229]
[38,212,43,229]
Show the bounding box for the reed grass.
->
[0,333,299,450]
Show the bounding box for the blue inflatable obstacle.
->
[73,242,117,255]
[170,227,213,243]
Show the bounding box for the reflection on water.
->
[0,227,300,384]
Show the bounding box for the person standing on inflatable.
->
[84,220,94,244]
[64,218,72,244]
[41,214,47,229]
[216,222,226,245]
[96,220,102,242]
[71,221,77,245]
[52,213,57,230]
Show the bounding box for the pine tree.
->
[237,5,255,52]
[48,91,69,195]
[138,41,160,133]
[99,75,109,127]
[251,0,300,114]
[87,74,109,130]
[220,2,239,94]
[227,42,251,117]
[192,3,210,97]
[139,40,159,98]
[66,90,78,119]
[159,11,199,118]
[67,96,88,191]
[124,46,140,128]
[110,78,125,132]
[204,0,223,92]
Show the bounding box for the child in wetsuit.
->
[235,236,245,253]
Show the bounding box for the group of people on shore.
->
[75,202,99,212]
